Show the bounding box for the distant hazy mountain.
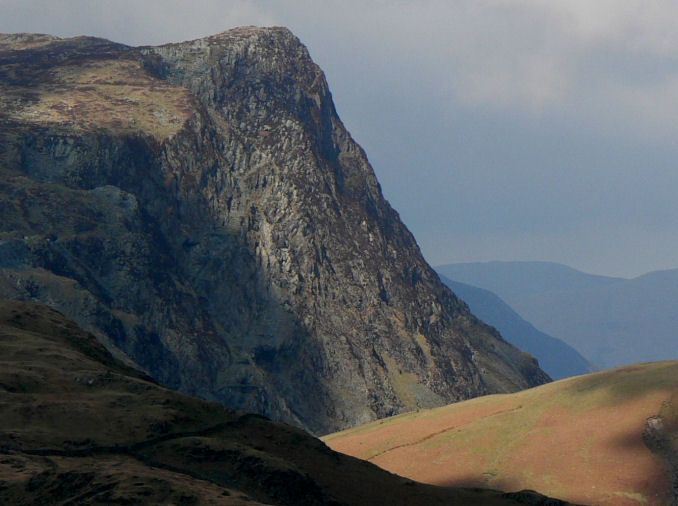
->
[438,261,621,300]
[440,275,591,379]
[436,261,678,368]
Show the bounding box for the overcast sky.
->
[3,0,678,277]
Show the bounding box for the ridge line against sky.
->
[2,0,678,278]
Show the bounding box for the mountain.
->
[439,276,591,379]
[0,29,548,434]
[0,299,568,506]
[437,261,622,302]
[436,261,678,369]
[325,360,678,506]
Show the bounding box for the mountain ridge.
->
[437,261,622,299]
[0,27,548,434]
[436,261,678,368]
[438,276,591,379]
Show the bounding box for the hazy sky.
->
[3,0,678,277]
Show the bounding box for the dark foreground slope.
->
[439,277,591,379]
[326,360,678,506]
[0,300,566,506]
[0,29,547,434]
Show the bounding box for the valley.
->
[1,15,676,506]
[437,261,678,369]
[439,276,591,379]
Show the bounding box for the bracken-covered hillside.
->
[326,360,678,506]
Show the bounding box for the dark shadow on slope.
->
[0,300,569,506]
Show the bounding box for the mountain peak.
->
[0,32,62,49]
[0,27,548,433]
[150,25,302,52]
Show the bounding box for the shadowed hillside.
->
[325,361,678,506]
[0,299,569,505]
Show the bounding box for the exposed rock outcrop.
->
[644,399,678,506]
[0,27,549,434]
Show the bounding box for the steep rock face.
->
[0,28,548,433]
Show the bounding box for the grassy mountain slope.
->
[0,299,567,505]
[325,361,678,506]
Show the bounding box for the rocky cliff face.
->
[0,27,549,434]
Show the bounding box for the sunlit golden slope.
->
[324,361,678,506]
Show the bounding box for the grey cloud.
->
[2,0,677,276]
